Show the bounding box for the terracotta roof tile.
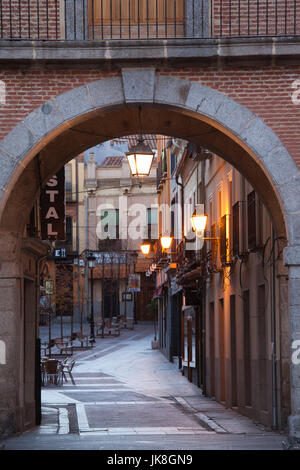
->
[100,156,124,167]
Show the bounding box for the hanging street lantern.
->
[126,137,154,177]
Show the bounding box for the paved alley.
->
[1,323,287,450]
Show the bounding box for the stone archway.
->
[0,69,299,440]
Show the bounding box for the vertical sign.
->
[40,167,65,240]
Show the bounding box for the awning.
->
[179,267,202,281]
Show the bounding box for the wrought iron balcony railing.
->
[0,0,299,42]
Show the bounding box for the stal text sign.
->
[40,168,65,240]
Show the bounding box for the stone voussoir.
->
[154,74,192,108]
[23,99,65,140]
[87,77,125,110]
[54,84,95,122]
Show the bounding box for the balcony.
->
[1,1,299,64]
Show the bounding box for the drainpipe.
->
[271,223,278,429]
[75,157,80,321]
[84,194,89,320]
[175,174,184,247]
[200,158,207,395]
[240,175,246,253]
[175,173,184,370]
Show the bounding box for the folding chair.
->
[62,359,76,385]
[44,359,63,386]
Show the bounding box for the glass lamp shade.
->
[140,243,151,256]
[191,214,208,232]
[160,236,173,251]
[126,139,154,177]
[87,253,96,268]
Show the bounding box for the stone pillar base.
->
[288,415,300,445]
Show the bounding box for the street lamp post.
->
[87,252,96,343]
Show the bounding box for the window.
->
[210,222,218,267]
[247,191,256,250]
[65,165,72,200]
[232,202,240,256]
[218,189,222,220]
[100,209,119,239]
[147,208,158,239]
[66,216,73,245]
[170,152,177,174]
[90,1,185,27]
[161,148,167,175]
[219,214,228,265]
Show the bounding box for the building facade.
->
[84,137,158,324]
[154,141,290,429]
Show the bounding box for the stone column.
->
[65,0,89,40]
[186,0,210,38]
[284,246,300,444]
[0,232,23,435]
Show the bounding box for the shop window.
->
[182,305,196,368]
[243,290,252,406]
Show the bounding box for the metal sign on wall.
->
[40,167,65,241]
[127,274,141,292]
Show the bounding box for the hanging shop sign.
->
[53,248,67,259]
[40,167,65,240]
[45,280,54,295]
[127,274,141,292]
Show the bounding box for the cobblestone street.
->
[1,323,287,450]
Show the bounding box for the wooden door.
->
[89,0,185,37]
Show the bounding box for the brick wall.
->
[0,0,60,40]
[213,0,299,37]
[0,66,299,169]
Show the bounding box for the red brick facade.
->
[213,0,299,36]
[0,66,300,167]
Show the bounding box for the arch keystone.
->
[122,68,155,103]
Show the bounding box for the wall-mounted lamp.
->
[190,212,219,241]
[140,243,151,256]
[160,235,173,251]
[191,213,208,232]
